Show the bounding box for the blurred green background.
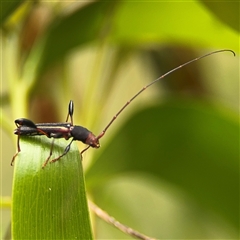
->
[1,1,239,239]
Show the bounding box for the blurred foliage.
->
[200,1,239,32]
[1,0,239,239]
[0,0,26,25]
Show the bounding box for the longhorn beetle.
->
[11,49,235,168]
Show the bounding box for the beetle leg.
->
[42,139,55,168]
[11,135,21,166]
[50,138,74,164]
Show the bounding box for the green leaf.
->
[86,98,239,234]
[111,1,238,49]
[0,0,26,26]
[38,1,117,74]
[12,136,92,239]
[200,1,240,33]
[34,1,238,78]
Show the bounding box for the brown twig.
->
[88,200,156,240]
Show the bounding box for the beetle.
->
[11,100,100,167]
[11,49,235,168]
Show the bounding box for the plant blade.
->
[12,137,92,239]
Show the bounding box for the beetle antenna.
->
[66,100,74,124]
[96,49,235,140]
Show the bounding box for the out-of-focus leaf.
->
[38,1,117,74]
[12,136,92,239]
[200,1,240,33]
[0,0,26,25]
[36,1,238,77]
[111,1,238,49]
[86,98,239,232]
[32,0,239,84]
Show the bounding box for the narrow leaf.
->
[38,1,117,74]
[12,136,92,239]
[0,0,26,25]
